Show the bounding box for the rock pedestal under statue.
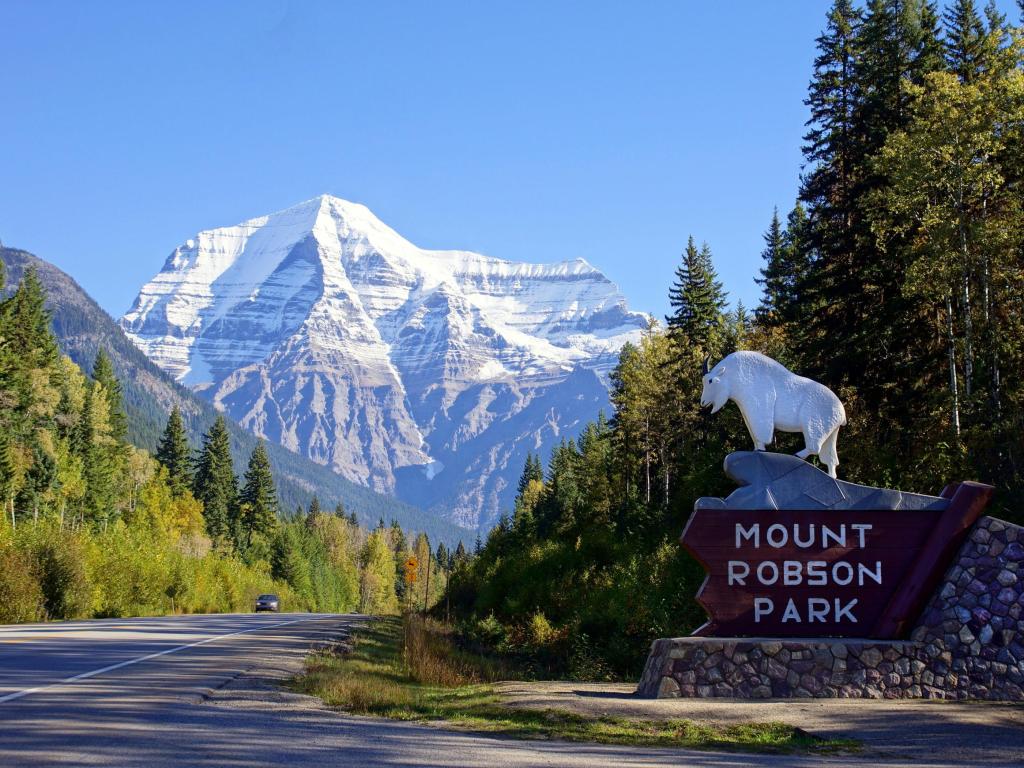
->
[637,451,1022,701]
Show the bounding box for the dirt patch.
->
[497,681,1024,764]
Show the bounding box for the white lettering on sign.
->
[740,560,883,587]
[728,561,750,585]
[728,521,882,627]
[807,560,827,586]
[754,597,773,622]
[860,561,882,585]
[766,524,788,547]
[783,560,802,585]
[736,524,759,548]
[732,522,875,550]
[754,598,861,624]
[782,599,799,622]
[757,561,779,585]
[851,524,871,548]
[833,561,853,585]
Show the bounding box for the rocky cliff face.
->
[121,195,646,528]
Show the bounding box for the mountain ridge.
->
[120,195,647,527]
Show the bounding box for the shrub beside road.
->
[293,615,858,755]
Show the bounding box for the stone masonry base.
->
[636,516,1023,701]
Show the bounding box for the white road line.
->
[0,616,326,704]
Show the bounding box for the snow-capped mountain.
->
[121,195,647,528]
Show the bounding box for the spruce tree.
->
[755,208,787,325]
[435,542,448,571]
[75,383,114,527]
[802,0,860,246]
[192,415,238,545]
[156,406,192,496]
[239,441,278,549]
[945,0,988,82]
[91,349,126,442]
[5,268,58,375]
[516,453,543,496]
[916,0,947,76]
[666,237,727,350]
[0,433,15,525]
[307,495,322,517]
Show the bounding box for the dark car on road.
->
[254,594,280,612]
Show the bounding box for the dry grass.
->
[292,616,859,756]
[403,615,514,686]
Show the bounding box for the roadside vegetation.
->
[294,616,857,755]
[0,263,461,623]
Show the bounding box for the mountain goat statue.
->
[699,351,847,478]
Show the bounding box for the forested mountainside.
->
[448,0,1024,678]
[0,247,469,545]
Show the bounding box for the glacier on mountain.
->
[121,195,647,529]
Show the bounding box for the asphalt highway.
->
[0,613,998,767]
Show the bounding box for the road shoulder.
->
[497,680,1024,765]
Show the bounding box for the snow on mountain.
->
[121,195,647,528]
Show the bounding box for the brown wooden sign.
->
[682,481,993,638]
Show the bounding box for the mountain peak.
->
[120,197,647,528]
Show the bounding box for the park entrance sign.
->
[637,353,1020,701]
[682,463,992,638]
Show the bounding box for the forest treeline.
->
[447,0,1024,678]
[0,263,457,622]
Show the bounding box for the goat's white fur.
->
[700,351,847,478]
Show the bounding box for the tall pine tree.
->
[91,349,127,442]
[156,406,192,496]
[755,208,787,325]
[239,441,279,549]
[945,0,988,82]
[192,415,238,546]
[666,237,727,351]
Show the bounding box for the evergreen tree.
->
[308,495,322,517]
[192,416,238,545]
[945,0,988,82]
[239,441,278,549]
[271,526,312,603]
[74,383,114,527]
[801,0,860,252]
[516,453,543,496]
[666,237,727,350]
[755,208,787,324]
[155,406,192,497]
[0,432,16,525]
[4,268,58,377]
[348,511,359,527]
[91,349,126,442]
[435,542,448,571]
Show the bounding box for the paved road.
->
[0,613,1009,767]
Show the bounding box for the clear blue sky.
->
[4,1,1004,321]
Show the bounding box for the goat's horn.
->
[701,355,711,375]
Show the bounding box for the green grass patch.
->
[292,616,859,755]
